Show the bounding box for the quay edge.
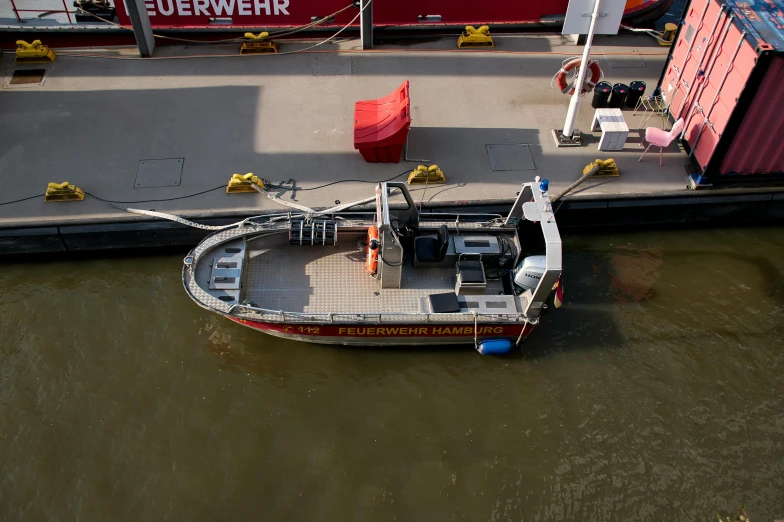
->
[2,189,784,257]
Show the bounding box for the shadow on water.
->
[198,240,630,376]
[0,246,195,266]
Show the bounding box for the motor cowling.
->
[513,255,546,293]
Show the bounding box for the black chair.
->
[414,225,449,263]
[455,254,487,295]
[456,260,485,283]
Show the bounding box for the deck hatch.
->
[486,144,536,171]
[134,158,184,188]
[10,69,45,84]
[4,68,48,89]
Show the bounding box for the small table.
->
[591,108,629,151]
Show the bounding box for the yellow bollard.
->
[407,165,447,184]
[226,173,265,193]
[582,159,619,177]
[659,23,678,46]
[15,40,56,64]
[240,32,278,54]
[45,182,84,202]
[457,26,494,48]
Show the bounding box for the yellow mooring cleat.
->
[241,32,278,54]
[16,40,56,64]
[457,26,494,48]
[582,158,619,177]
[226,173,265,193]
[45,182,84,202]
[407,165,447,185]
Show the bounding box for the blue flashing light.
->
[540,179,549,192]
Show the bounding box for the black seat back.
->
[437,225,449,261]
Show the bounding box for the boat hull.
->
[0,0,674,48]
[622,0,677,26]
[97,0,673,32]
[227,316,535,346]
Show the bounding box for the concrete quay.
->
[1,34,783,255]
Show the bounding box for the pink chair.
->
[638,118,685,166]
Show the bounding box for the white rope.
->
[274,0,372,56]
[61,2,367,62]
[315,195,377,215]
[620,23,669,44]
[120,207,235,230]
[515,321,528,346]
[252,184,315,213]
[620,23,664,36]
[252,183,376,217]
[551,56,581,92]
[473,310,479,351]
[115,182,376,231]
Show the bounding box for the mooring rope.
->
[112,185,377,232]
[114,206,235,231]
[252,184,377,217]
[252,184,315,214]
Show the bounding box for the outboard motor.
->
[512,255,546,293]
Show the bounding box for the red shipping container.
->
[658,0,784,186]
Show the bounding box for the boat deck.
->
[244,241,504,315]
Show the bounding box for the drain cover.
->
[486,144,536,171]
[10,69,45,85]
[134,158,184,188]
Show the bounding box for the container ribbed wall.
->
[719,56,784,175]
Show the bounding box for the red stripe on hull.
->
[227,316,535,346]
[112,0,672,30]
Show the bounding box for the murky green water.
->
[1,227,783,521]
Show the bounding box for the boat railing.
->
[231,305,527,323]
[187,208,512,279]
[8,0,74,23]
[418,212,506,221]
[240,211,507,226]
[243,211,377,225]
[202,211,507,242]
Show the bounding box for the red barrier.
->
[354,81,411,163]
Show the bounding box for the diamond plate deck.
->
[244,242,504,314]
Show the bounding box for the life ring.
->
[366,226,379,275]
[556,58,602,95]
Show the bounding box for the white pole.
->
[562,0,602,138]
